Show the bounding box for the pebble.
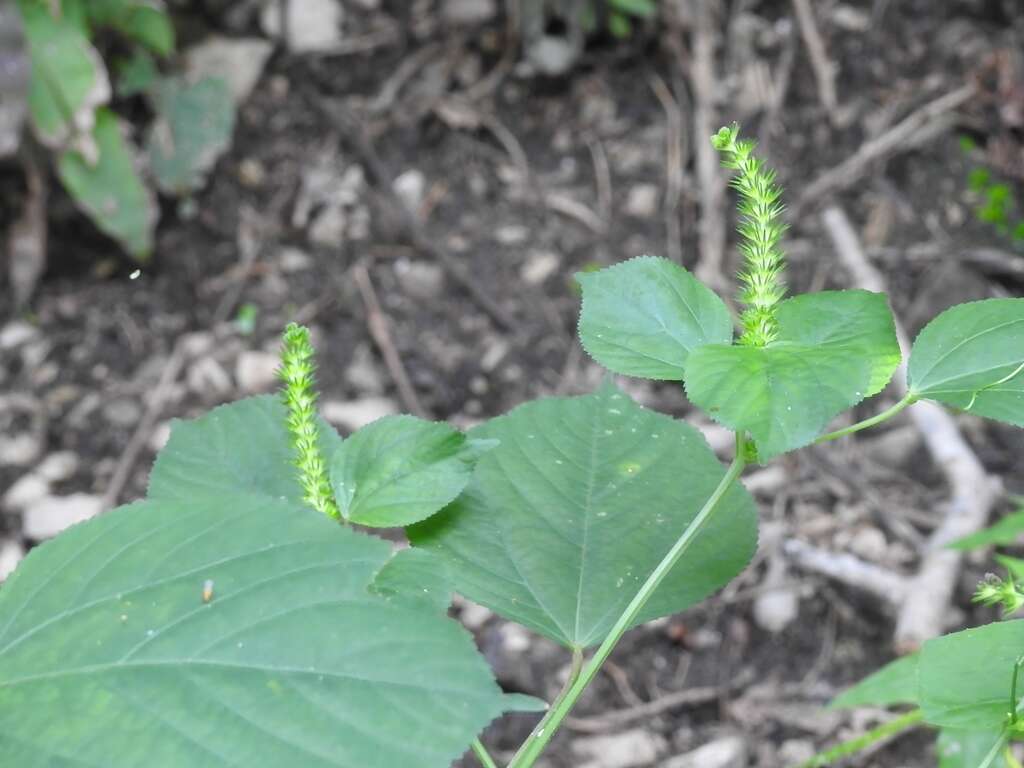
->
[0,433,41,467]
[309,205,348,247]
[2,473,49,512]
[184,37,273,105]
[150,421,173,453]
[777,739,815,764]
[442,0,497,25]
[0,320,38,350]
[392,169,426,214]
[23,493,103,540]
[573,729,666,768]
[103,398,142,428]
[37,451,79,482]
[625,183,660,218]
[394,259,445,301]
[345,345,384,394]
[495,224,529,245]
[261,0,345,53]
[459,600,493,630]
[235,350,281,394]
[0,540,24,581]
[849,525,888,562]
[188,356,234,399]
[279,246,313,273]
[520,250,560,285]
[664,736,746,768]
[753,586,800,633]
[322,397,398,432]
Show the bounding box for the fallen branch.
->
[791,0,838,122]
[783,538,905,605]
[821,204,999,651]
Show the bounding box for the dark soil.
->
[3,1,1024,766]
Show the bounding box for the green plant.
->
[14,0,235,259]
[960,136,1024,248]
[1,126,1022,767]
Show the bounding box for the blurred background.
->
[2,1,1024,766]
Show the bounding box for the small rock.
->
[459,600,493,630]
[495,224,529,245]
[23,493,102,540]
[442,0,497,25]
[2,473,49,512]
[261,0,345,53]
[625,183,660,218]
[393,169,426,214]
[322,397,398,432]
[753,586,800,633]
[188,356,234,399]
[103,398,142,428]
[498,623,532,654]
[235,350,281,394]
[0,539,25,581]
[184,37,273,105]
[346,344,384,394]
[0,433,41,467]
[777,739,815,765]
[0,320,38,350]
[238,157,266,188]
[279,246,313,273]
[394,259,445,301]
[849,525,888,562]
[480,339,510,372]
[309,204,348,247]
[526,35,579,77]
[520,250,560,285]
[180,331,216,358]
[36,451,79,483]
[573,729,667,768]
[150,421,173,453]
[664,736,746,768]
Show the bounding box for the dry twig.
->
[649,72,686,263]
[791,0,839,122]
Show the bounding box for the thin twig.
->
[352,262,429,419]
[783,538,906,604]
[585,135,613,226]
[649,72,685,264]
[791,0,838,122]
[796,85,975,213]
[821,204,999,651]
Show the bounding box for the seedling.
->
[1,126,1021,767]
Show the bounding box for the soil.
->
[3,1,1024,766]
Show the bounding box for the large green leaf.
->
[937,728,1007,768]
[908,299,1024,427]
[576,256,733,380]
[18,0,110,149]
[0,492,518,767]
[950,506,1024,551]
[684,290,901,460]
[370,547,452,613]
[57,107,157,260]
[329,415,488,528]
[831,653,919,709]
[148,395,342,505]
[919,620,1024,730]
[409,383,758,649]
[147,76,235,196]
[87,0,175,56]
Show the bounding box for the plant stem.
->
[795,709,924,767]
[506,647,584,766]
[815,392,916,444]
[507,437,749,768]
[471,739,498,768]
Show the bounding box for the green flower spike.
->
[712,123,788,347]
[973,572,1024,617]
[278,322,340,520]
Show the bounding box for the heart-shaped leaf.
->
[0,493,518,767]
[685,290,901,460]
[908,298,1024,427]
[330,415,489,528]
[57,108,157,260]
[409,383,758,649]
[919,619,1024,730]
[577,256,734,380]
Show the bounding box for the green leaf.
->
[86,0,175,56]
[908,299,1024,427]
[19,0,110,149]
[329,416,489,528]
[116,49,160,98]
[996,555,1024,582]
[57,107,157,260]
[609,0,657,17]
[147,76,236,196]
[685,290,901,459]
[0,492,516,767]
[148,395,343,507]
[919,620,1024,729]
[949,508,1024,551]
[576,256,734,381]
[937,728,1008,768]
[409,383,758,649]
[831,653,919,709]
[370,547,452,612]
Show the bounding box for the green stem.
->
[471,739,498,768]
[507,648,584,766]
[507,436,749,768]
[795,709,924,767]
[815,392,917,444]
[978,731,1011,768]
